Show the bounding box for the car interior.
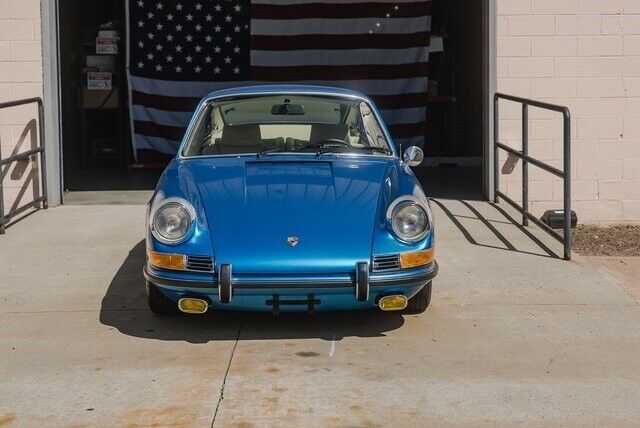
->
[183,96,391,157]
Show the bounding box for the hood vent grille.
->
[372,254,400,272]
[186,255,214,272]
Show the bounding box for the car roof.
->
[204,84,370,101]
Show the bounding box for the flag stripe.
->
[252,32,430,50]
[251,62,428,80]
[251,2,432,19]
[132,90,430,112]
[132,106,193,128]
[250,48,428,66]
[136,136,181,155]
[251,16,431,35]
[132,91,198,112]
[130,75,429,97]
[135,121,185,142]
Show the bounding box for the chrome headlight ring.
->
[386,196,432,243]
[150,197,196,245]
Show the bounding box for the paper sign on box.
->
[96,37,118,55]
[87,72,112,90]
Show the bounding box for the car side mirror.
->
[403,146,424,167]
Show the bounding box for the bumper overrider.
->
[143,260,438,313]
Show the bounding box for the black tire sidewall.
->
[146,281,178,315]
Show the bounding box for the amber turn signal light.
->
[378,295,408,311]
[178,298,209,314]
[399,248,435,269]
[148,250,186,271]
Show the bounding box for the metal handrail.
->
[0,97,47,234]
[494,93,572,260]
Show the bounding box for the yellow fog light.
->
[378,295,408,311]
[178,298,209,314]
[148,250,186,271]
[399,248,435,269]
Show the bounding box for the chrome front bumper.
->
[144,261,438,292]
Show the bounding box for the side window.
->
[360,102,388,148]
[184,104,221,156]
[210,107,224,141]
[343,108,363,144]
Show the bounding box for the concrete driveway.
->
[1,200,639,427]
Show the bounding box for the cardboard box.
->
[82,88,119,109]
[86,55,116,72]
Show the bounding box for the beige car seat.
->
[218,124,263,154]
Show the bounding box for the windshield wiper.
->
[299,139,350,151]
[317,145,392,156]
[256,147,288,158]
[257,139,345,157]
[257,142,391,158]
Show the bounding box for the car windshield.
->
[182,94,392,157]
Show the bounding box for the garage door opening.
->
[412,0,486,200]
[58,0,162,194]
[57,0,490,200]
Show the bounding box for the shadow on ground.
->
[99,241,405,343]
[431,199,560,259]
[413,166,484,200]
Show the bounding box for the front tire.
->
[146,281,178,315]
[404,282,432,313]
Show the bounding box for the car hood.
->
[186,156,393,274]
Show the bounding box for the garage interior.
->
[417,0,485,199]
[58,0,163,192]
[57,0,485,199]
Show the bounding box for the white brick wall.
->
[0,0,42,222]
[1,0,639,226]
[497,0,640,224]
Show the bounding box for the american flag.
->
[128,0,432,162]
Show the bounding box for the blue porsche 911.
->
[144,85,438,315]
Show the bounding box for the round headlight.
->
[151,198,195,244]
[391,202,429,242]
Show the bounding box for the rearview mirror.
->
[271,103,305,115]
[403,146,424,167]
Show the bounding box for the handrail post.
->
[493,95,500,203]
[493,93,573,261]
[563,109,572,260]
[37,100,48,209]
[522,104,529,227]
[0,97,47,234]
